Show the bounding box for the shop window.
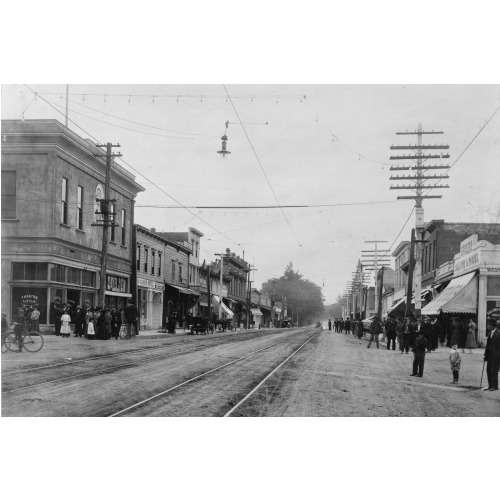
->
[1,171,16,219]
[51,264,67,283]
[106,275,127,293]
[82,270,96,288]
[12,262,49,281]
[11,287,48,325]
[67,267,82,285]
[179,262,183,283]
[487,276,500,297]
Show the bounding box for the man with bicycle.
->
[12,305,27,352]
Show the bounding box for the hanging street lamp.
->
[217,121,231,158]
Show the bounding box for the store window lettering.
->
[106,275,127,292]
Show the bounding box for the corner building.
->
[1,119,144,330]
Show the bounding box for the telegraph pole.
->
[214,253,225,322]
[362,240,390,316]
[93,142,121,308]
[246,266,257,329]
[390,124,449,316]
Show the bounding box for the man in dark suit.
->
[484,317,500,391]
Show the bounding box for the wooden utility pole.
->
[362,240,390,316]
[405,229,416,317]
[93,142,121,308]
[390,124,449,316]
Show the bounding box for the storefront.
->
[137,278,164,330]
[164,284,200,330]
[104,273,132,311]
[422,235,500,346]
[9,262,97,331]
[250,308,263,328]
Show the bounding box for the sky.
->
[2,83,499,302]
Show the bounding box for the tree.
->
[261,262,324,326]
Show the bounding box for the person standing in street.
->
[60,308,72,338]
[430,316,442,350]
[356,318,364,343]
[466,318,477,353]
[124,301,139,339]
[483,317,500,391]
[449,344,462,384]
[345,318,351,336]
[30,305,40,332]
[328,318,332,331]
[422,316,433,353]
[386,314,397,351]
[411,330,427,377]
[367,316,381,349]
[400,317,410,354]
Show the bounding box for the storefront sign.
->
[137,278,164,291]
[436,261,454,279]
[21,294,39,307]
[454,250,480,276]
[460,234,478,256]
[487,306,500,320]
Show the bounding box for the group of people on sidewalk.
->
[327,314,500,390]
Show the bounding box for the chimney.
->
[150,228,156,233]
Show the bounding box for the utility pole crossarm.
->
[390,154,450,160]
[390,144,449,150]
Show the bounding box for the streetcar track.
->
[2,328,316,397]
[224,330,321,416]
[2,327,295,375]
[109,327,320,417]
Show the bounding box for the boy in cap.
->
[449,344,461,383]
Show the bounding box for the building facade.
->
[1,119,144,330]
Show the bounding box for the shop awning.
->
[212,295,234,318]
[250,308,263,316]
[166,284,200,296]
[273,306,282,313]
[421,272,477,316]
[260,304,271,311]
[388,296,405,313]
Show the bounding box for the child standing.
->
[60,309,72,338]
[449,344,462,384]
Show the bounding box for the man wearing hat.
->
[484,317,500,391]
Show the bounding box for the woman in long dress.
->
[466,318,477,352]
[60,309,72,338]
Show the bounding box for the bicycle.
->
[3,323,44,353]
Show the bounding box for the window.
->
[106,275,128,293]
[179,262,183,283]
[158,252,162,277]
[67,267,81,285]
[82,270,96,288]
[61,177,68,224]
[144,248,149,273]
[2,171,17,219]
[172,260,176,282]
[137,245,141,271]
[151,250,155,275]
[77,186,83,230]
[51,264,67,283]
[12,263,48,281]
[121,209,126,245]
[109,204,115,242]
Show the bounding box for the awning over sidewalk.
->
[250,308,263,316]
[387,297,405,314]
[104,291,132,298]
[166,284,200,296]
[421,272,477,316]
[212,295,234,318]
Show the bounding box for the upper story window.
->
[136,245,141,271]
[151,250,156,275]
[179,262,183,283]
[144,248,149,273]
[61,178,68,225]
[121,209,126,245]
[77,186,83,230]
[158,252,162,277]
[172,260,176,282]
[1,171,17,219]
